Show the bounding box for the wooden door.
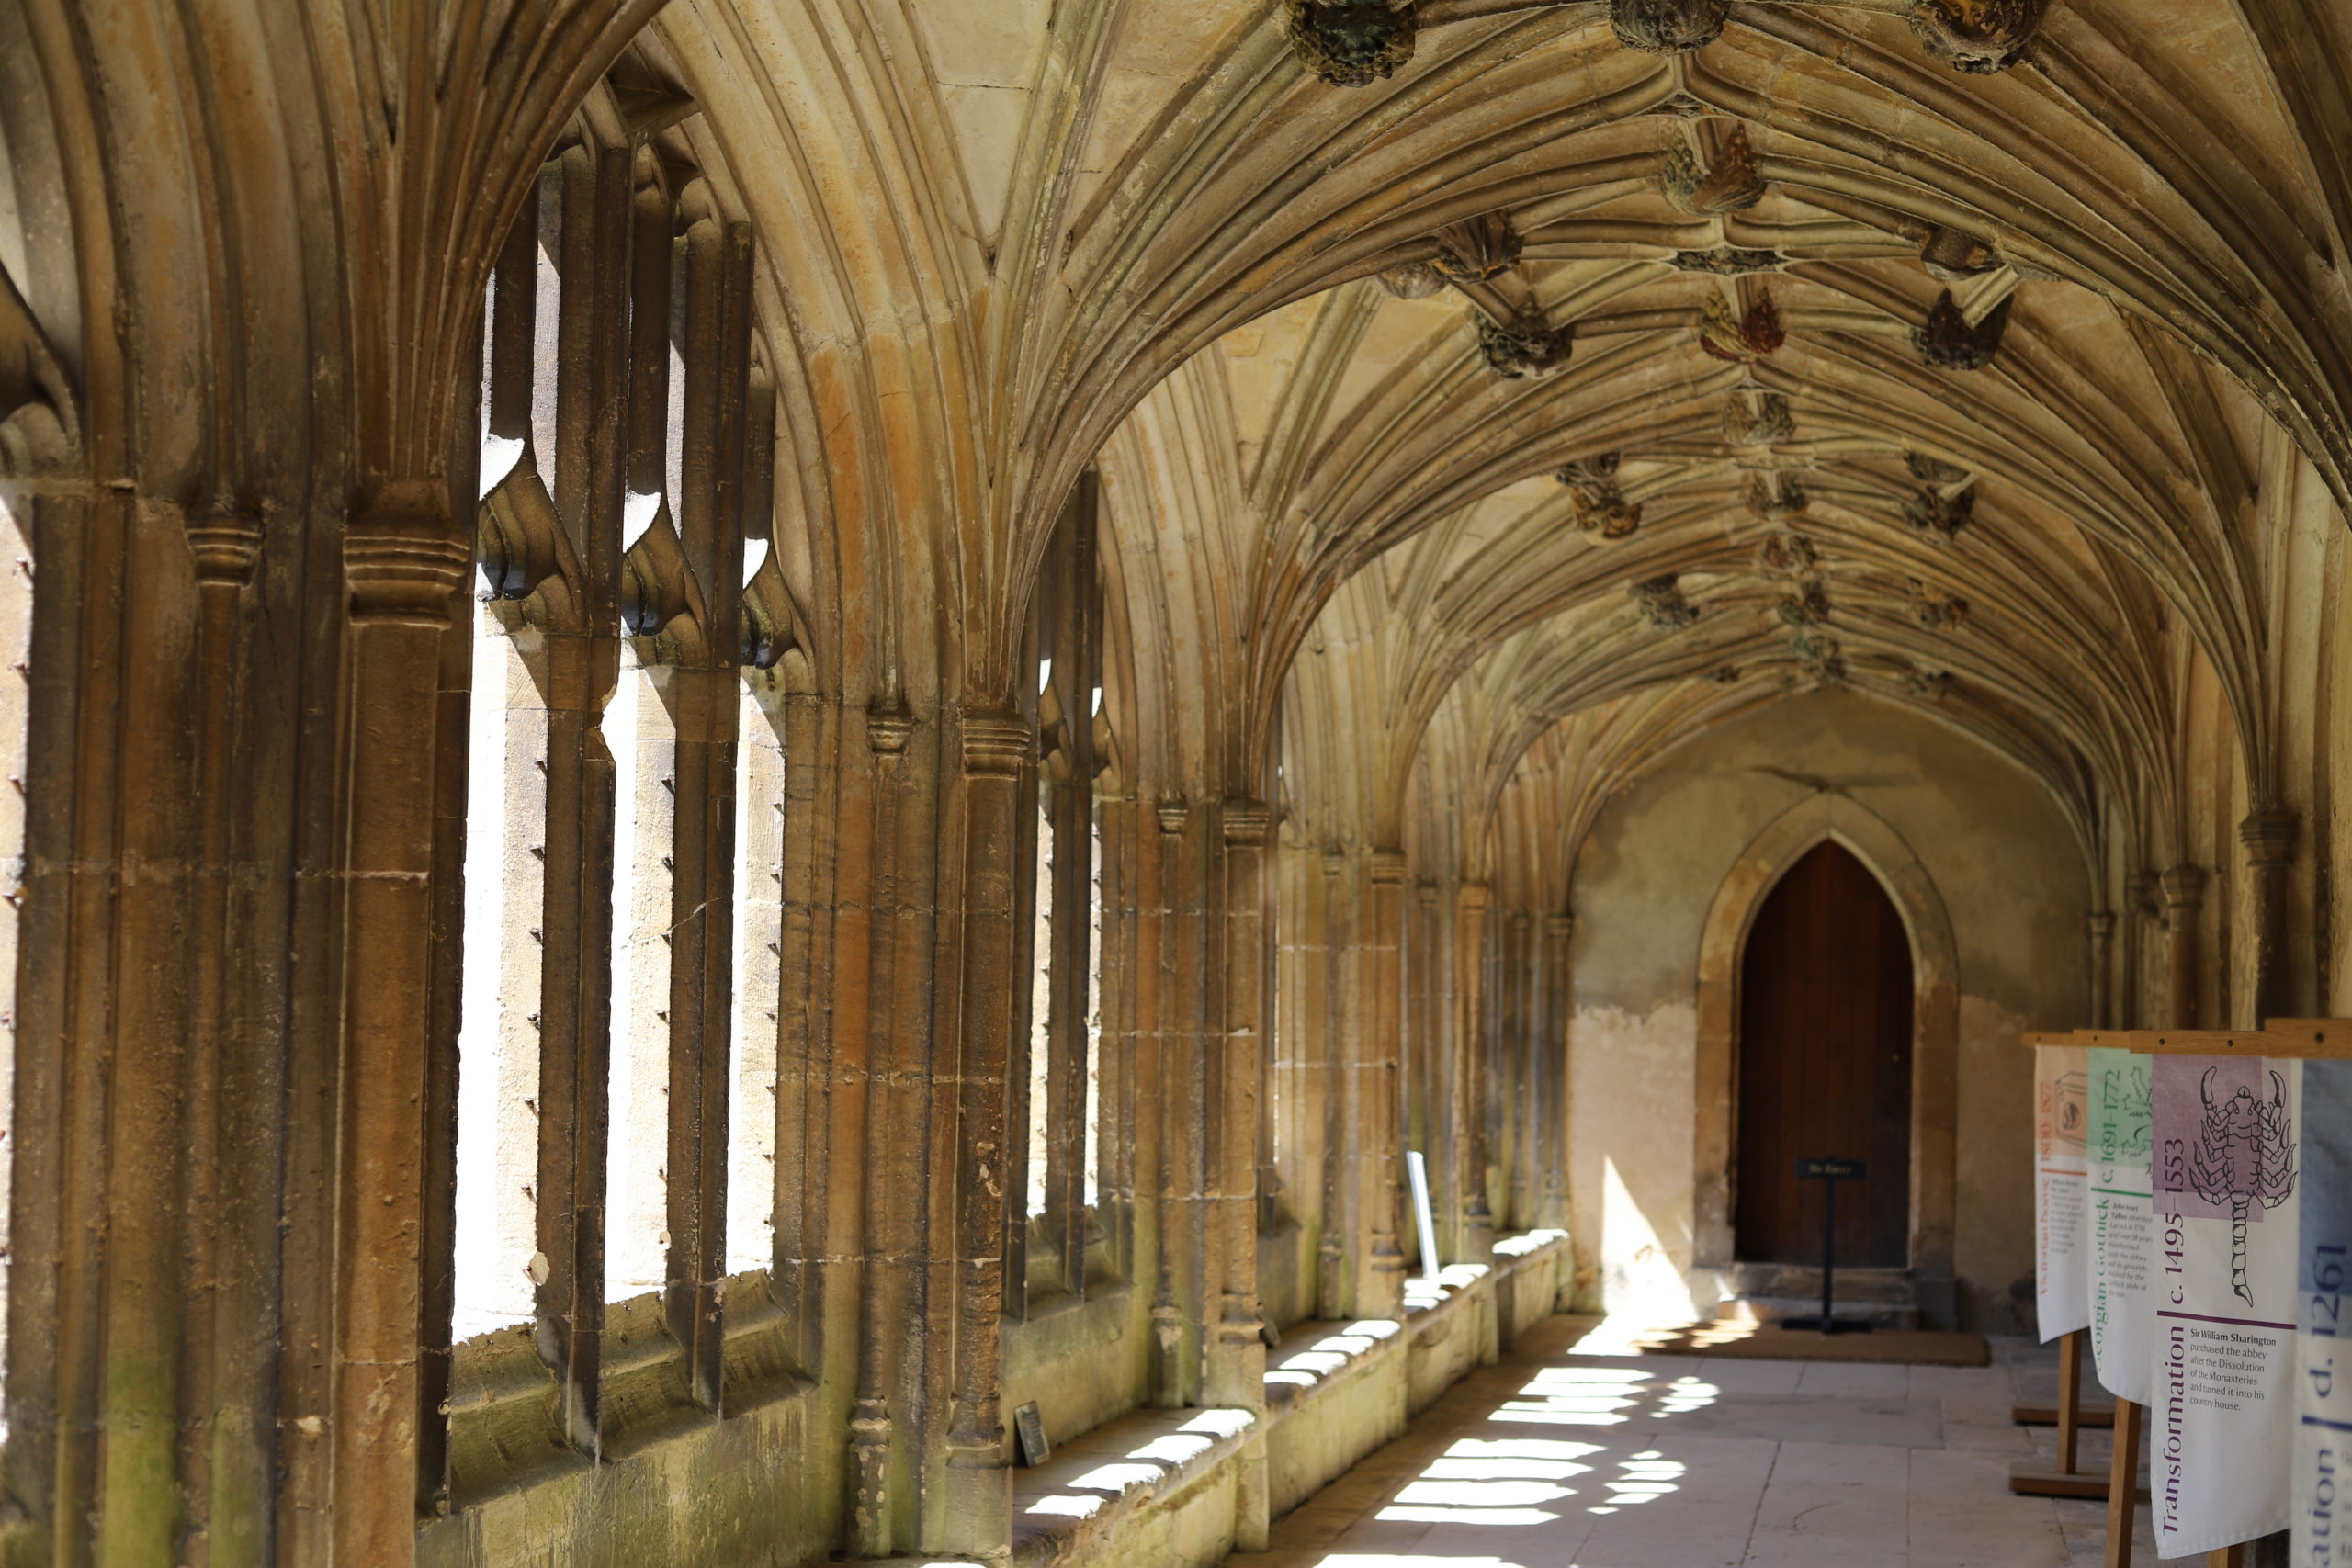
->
[1734,840,1913,1266]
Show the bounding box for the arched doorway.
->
[1733,841,1914,1266]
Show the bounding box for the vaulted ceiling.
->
[644,0,2352,873]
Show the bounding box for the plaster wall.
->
[1566,691,2088,1332]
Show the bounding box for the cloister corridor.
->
[1240,1319,2146,1568]
[7,0,2352,1564]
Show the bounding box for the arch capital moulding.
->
[1689,793,1960,1327]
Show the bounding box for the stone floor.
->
[1247,1316,2158,1568]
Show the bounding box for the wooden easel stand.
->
[2009,1328,2120,1499]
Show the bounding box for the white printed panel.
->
[2087,1046,2154,1404]
[2037,1043,2091,1343]
[2150,1055,2301,1560]
[2298,1059,2352,1567]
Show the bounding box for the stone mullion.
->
[415,297,491,1521]
[1003,754,1043,1315]
[1454,883,1494,1263]
[1212,801,1270,1415]
[1044,499,1099,1300]
[416,541,469,1519]
[1354,852,1408,1318]
[661,215,752,1409]
[336,501,473,1566]
[662,669,735,1406]
[1042,768,1087,1293]
[532,138,631,1458]
[1095,795,1143,1282]
[5,480,96,1562]
[773,687,832,1369]
[534,651,615,1455]
[1541,914,1573,1229]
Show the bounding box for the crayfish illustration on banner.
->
[2188,1067,2296,1306]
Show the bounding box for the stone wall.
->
[1564,691,2089,1332]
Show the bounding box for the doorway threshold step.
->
[1716,1295,1920,1331]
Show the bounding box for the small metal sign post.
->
[1783,1157,1869,1335]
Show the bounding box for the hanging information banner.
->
[2087,1045,2154,1404]
[2151,1054,2301,1559]
[2035,1042,2091,1342]
[2297,1058,2352,1567]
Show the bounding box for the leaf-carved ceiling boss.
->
[1557,453,1644,539]
[1478,310,1573,378]
[1286,0,1418,86]
[1908,0,2049,74]
[1914,288,2014,370]
[1611,0,1731,53]
[1662,125,1765,216]
[1699,292,1784,363]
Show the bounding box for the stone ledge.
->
[1001,1232,1573,1568]
[1012,1407,1258,1567]
[1261,1316,1403,1411]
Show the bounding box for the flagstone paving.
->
[1244,1316,2157,1568]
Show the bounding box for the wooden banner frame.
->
[2020,1023,2352,1568]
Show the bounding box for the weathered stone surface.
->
[9,5,2352,1567]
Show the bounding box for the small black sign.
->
[1013,1402,1050,1468]
[1795,1157,1866,1181]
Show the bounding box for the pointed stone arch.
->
[1690,793,1962,1326]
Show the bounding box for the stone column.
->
[2161,864,2206,1030]
[1541,913,1574,1228]
[1155,799,1212,1406]
[2124,868,2158,1030]
[1315,852,1349,1317]
[1507,910,1534,1228]
[183,514,280,1547]
[1358,851,1410,1318]
[335,493,474,1567]
[2086,910,2116,1030]
[1213,801,1271,1404]
[938,713,1030,1556]
[1218,802,1272,1548]
[2239,810,2301,1026]
[1408,883,1441,1158]
[1453,883,1495,1264]
[852,705,914,1559]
